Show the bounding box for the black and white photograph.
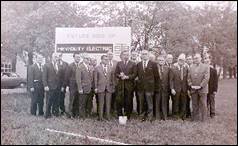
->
[1,1,237,145]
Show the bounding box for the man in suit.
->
[94,55,115,121]
[115,50,137,119]
[76,55,94,119]
[204,55,218,118]
[107,51,118,115]
[43,53,62,118]
[130,51,140,114]
[155,55,170,120]
[188,53,210,121]
[28,55,44,116]
[64,53,81,118]
[57,53,68,115]
[185,54,193,118]
[166,54,174,116]
[137,50,158,121]
[170,54,189,120]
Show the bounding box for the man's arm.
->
[169,67,175,90]
[187,67,192,87]
[127,63,137,80]
[75,67,83,93]
[63,64,71,87]
[115,62,121,79]
[94,67,98,92]
[214,68,218,92]
[42,64,48,87]
[28,65,34,89]
[200,65,210,89]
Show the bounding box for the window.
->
[1,63,12,73]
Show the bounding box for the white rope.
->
[46,128,131,145]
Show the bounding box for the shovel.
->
[119,108,127,125]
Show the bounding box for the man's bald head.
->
[141,50,149,61]
[166,54,173,64]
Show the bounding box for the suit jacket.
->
[108,60,118,88]
[94,64,114,93]
[137,60,158,93]
[58,61,68,89]
[64,62,79,93]
[115,60,137,91]
[43,62,61,90]
[155,65,169,93]
[170,63,189,92]
[75,63,94,94]
[188,63,210,94]
[208,66,218,94]
[28,64,44,89]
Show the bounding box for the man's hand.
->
[171,89,176,95]
[213,91,217,95]
[119,72,125,79]
[191,86,201,90]
[78,89,83,94]
[44,86,49,92]
[66,86,69,92]
[95,88,98,93]
[61,87,64,92]
[187,90,191,98]
[122,75,129,80]
[30,88,34,92]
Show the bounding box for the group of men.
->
[28,49,218,122]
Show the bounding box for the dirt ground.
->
[1,79,237,145]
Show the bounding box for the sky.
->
[75,1,237,10]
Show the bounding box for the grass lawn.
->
[1,79,237,145]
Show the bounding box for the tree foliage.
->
[1,1,237,66]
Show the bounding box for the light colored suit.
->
[76,63,93,94]
[94,64,115,93]
[75,63,94,118]
[188,63,210,121]
[94,63,114,119]
[188,63,210,94]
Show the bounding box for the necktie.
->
[110,61,112,67]
[160,65,163,79]
[180,66,183,80]
[159,65,162,79]
[143,61,146,70]
[39,63,42,72]
[54,62,58,72]
[103,66,107,75]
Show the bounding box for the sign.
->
[56,44,113,53]
[55,27,131,64]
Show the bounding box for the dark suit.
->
[76,63,94,118]
[94,64,115,119]
[43,62,61,118]
[131,60,140,114]
[28,63,44,116]
[108,60,118,114]
[166,63,173,116]
[170,63,189,119]
[64,62,80,117]
[58,60,68,114]
[207,66,218,117]
[137,60,158,120]
[115,60,136,118]
[155,65,169,120]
